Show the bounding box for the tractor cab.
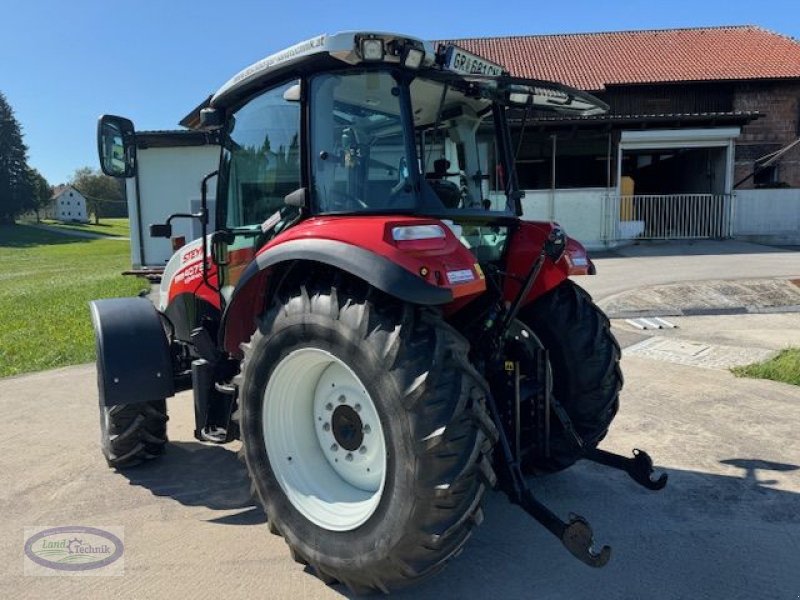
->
[197,33,607,268]
[99,32,608,305]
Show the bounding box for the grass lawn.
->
[732,348,800,387]
[0,224,146,378]
[40,217,130,238]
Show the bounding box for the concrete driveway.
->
[580,239,799,302]
[1,240,798,599]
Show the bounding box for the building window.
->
[514,131,610,189]
[754,164,780,187]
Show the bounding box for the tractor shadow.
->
[383,457,800,600]
[119,440,266,526]
[117,443,800,599]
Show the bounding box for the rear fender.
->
[220,217,486,356]
[503,221,594,307]
[89,297,175,406]
[220,241,454,357]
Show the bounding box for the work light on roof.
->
[403,46,425,69]
[360,38,385,61]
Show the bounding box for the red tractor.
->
[92,32,665,593]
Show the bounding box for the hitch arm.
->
[585,448,668,491]
[546,389,668,492]
[517,489,611,568]
[484,390,611,568]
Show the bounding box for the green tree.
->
[0,91,32,224]
[70,167,123,224]
[27,168,51,223]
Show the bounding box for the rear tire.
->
[99,401,169,468]
[519,280,621,473]
[237,278,497,593]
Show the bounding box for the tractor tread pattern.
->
[101,400,168,468]
[519,280,622,473]
[236,276,495,594]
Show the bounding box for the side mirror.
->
[149,223,172,238]
[97,115,136,177]
[199,107,224,130]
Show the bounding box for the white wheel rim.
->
[262,348,387,531]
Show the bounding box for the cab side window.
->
[225,80,301,228]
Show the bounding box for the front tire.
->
[519,280,622,473]
[237,278,497,593]
[99,400,168,468]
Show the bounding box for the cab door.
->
[216,79,303,302]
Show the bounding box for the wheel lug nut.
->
[345,453,353,462]
[322,423,330,432]
[330,443,338,452]
[325,403,333,411]
[363,424,371,434]
[359,446,366,454]
[338,394,346,403]
[354,403,361,412]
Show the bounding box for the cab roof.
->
[179,31,608,128]
[212,32,436,108]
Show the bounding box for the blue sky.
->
[2,0,799,184]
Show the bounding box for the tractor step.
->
[196,426,230,444]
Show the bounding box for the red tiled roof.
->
[50,184,73,199]
[444,26,800,91]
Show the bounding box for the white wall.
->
[126,145,220,268]
[521,188,613,250]
[734,189,800,244]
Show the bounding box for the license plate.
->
[443,45,504,76]
[446,269,476,284]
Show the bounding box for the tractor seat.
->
[425,159,462,208]
[426,179,462,209]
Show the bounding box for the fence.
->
[616,194,734,240]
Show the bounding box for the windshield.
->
[309,69,516,217]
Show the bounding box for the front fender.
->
[90,297,175,406]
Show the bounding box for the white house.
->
[47,185,89,223]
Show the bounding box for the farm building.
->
[447,25,800,247]
[45,185,89,223]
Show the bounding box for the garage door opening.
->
[617,129,738,240]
